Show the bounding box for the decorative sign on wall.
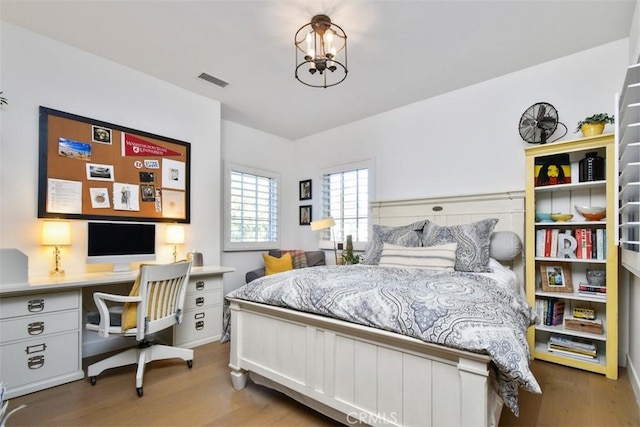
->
[38,107,191,223]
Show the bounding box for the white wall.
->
[0,22,222,277]
[293,39,627,202]
[220,120,295,292]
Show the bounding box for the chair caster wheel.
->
[137,387,143,397]
[187,360,193,369]
[90,376,97,386]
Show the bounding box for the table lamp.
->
[41,220,71,276]
[310,217,338,264]
[166,224,185,262]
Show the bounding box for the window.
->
[321,161,372,248]
[224,163,279,251]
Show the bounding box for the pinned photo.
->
[89,188,110,208]
[58,138,91,160]
[141,184,155,201]
[86,163,114,181]
[92,125,112,144]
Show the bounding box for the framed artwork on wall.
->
[299,179,312,200]
[299,205,312,225]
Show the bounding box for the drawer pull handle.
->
[194,312,205,320]
[195,281,205,291]
[25,343,47,354]
[28,321,45,335]
[28,299,45,312]
[195,297,205,306]
[28,355,45,369]
[195,320,205,330]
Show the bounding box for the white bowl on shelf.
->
[575,205,606,221]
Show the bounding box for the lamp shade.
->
[310,217,335,231]
[165,224,185,245]
[41,221,71,246]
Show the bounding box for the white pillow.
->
[378,242,457,271]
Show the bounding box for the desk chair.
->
[85,261,193,397]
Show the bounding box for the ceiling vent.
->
[198,72,229,88]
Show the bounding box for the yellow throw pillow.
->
[263,252,293,275]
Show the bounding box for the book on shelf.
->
[547,342,598,361]
[536,298,565,326]
[549,334,597,351]
[550,229,560,258]
[577,282,606,298]
[536,229,546,257]
[595,228,604,260]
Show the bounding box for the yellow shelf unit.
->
[524,134,618,380]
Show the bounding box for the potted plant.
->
[575,113,615,137]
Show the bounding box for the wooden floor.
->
[6,341,640,426]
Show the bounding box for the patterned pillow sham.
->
[360,220,427,265]
[378,242,457,271]
[421,218,498,272]
[269,249,308,269]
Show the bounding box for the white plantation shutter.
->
[617,61,640,275]
[321,163,370,244]
[225,163,279,251]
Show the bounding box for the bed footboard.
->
[228,299,501,427]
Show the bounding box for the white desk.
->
[0,266,233,399]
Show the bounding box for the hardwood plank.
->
[5,342,639,426]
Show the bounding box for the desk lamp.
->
[310,217,338,264]
[166,224,185,263]
[41,220,71,276]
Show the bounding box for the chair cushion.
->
[263,252,293,275]
[86,305,124,327]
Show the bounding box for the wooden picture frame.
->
[299,179,312,200]
[38,106,190,223]
[299,205,312,225]
[540,262,573,292]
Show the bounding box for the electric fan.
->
[518,102,566,144]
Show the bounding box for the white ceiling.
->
[1,0,635,140]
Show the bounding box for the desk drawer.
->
[0,291,80,319]
[183,289,222,310]
[0,332,80,389]
[187,277,222,294]
[175,305,222,348]
[0,310,79,342]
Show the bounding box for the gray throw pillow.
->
[422,218,498,272]
[360,220,427,265]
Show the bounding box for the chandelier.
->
[294,14,348,88]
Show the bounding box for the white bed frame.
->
[228,191,525,427]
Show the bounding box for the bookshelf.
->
[525,134,618,379]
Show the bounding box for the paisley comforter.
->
[224,264,541,415]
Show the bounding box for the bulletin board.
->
[38,106,191,223]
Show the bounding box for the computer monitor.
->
[86,222,156,273]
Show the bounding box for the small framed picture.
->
[140,184,155,202]
[540,262,573,293]
[299,205,312,225]
[299,179,312,200]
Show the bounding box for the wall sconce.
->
[310,217,338,264]
[295,14,348,88]
[41,220,71,276]
[165,224,185,263]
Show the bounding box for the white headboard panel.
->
[370,191,526,284]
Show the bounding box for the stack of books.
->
[577,281,606,298]
[547,335,597,361]
[535,228,606,259]
[535,298,565,326]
